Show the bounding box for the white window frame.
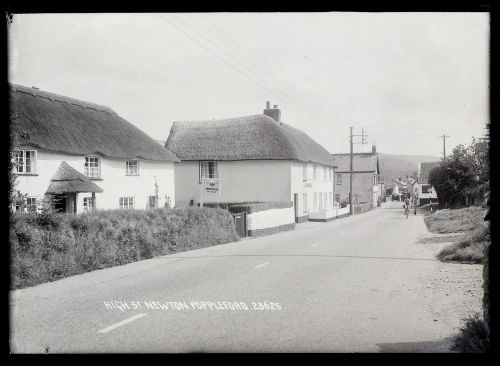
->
[83,197,94,212]
[126,160,139,176]
[119,197,134,210]
[302,193,308,213]
[329,192,333,206]
[26,197,37,212]
[313,165,318,181]
[319,192,323,210]
[84,156,101,179]
[14,150,37,174]
[336,173,343,185]
[200,161,218,181]
[313,192,318,211]
[324,192,328,208]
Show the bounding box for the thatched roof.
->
[332,153,378,173]
[166,114,334,166]
[10,84,179,162]
[46,161,104,194]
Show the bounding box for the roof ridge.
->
[173,113,269,125]
[10,83,117,115]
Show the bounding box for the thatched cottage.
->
[10,84,179,213]
[166,102,335,224]
[332,146,384,207]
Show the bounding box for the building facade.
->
[332,146,383,206]
[10,84,179,213]
[166,102,335,223]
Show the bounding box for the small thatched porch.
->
[46,161,103,213]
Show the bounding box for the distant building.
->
[10,84,179,213]
[331,145,383,206]
[417,162,440,184]
[416,162,439,206]
[166,102,335,224]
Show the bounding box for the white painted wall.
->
[174,160,291,207]
[290,161,334,216]
[13,150,175,212]
[247,207,295,230]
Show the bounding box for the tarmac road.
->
[10,200,483,353]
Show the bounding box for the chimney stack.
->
[372,144,376,154]
[263,101,281,123]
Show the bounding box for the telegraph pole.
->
[349,127,353,215]
[349,127,367,215]
[440,134,450,160]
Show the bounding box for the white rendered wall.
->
[246,207,295,231]
[13,150,175,212]
[290,161,334,215]
[174,160,291,207]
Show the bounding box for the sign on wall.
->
[203,181,221,196]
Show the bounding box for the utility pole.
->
[349,127,367,215]
[440,134,450,160]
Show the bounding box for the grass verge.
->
[424,206,485,234]
[436,226,490,264]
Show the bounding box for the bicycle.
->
[404,204,409,218]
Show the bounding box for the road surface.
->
[10,201,483,352]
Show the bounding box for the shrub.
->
[10,207,238,289]
[424,206,485,233]
[452,314,489,352]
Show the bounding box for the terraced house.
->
[10,84,179,213]
[166,102,336,227]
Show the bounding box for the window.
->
[119,197,134,210]
[85,157,100,178]
[148,195,158,209]
[126,160,139,175]
[200,161,218,181]
[324,192,328,209]
[421,185,431,194]
[14,150,37,174]
[330,169,333,181]
[336,173,343,185]
[329,192,333,206]
[313,165,318,180]
[373,173,377,186]
[83,197,94,212]
[313,192,318,211]
[319,192,323,210]
[335,193,340,202]
[303,163,307,181]
[302,193,308,213]
[26,197,37,212]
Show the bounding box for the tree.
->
[429,145,477,208]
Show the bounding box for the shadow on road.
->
[377,337,456,353]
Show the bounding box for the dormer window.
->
[14,150,37,174]
[84,156,100,178]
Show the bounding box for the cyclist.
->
[404,194,410,218]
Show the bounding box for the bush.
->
[10,207,238,289]
[452,314,489,352]
[436,226,490,264]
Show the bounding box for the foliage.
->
[452,314,489,352]
[424,206,485,233]
[436,226,490,264]
[429,136,489,208]
[10,207,238,289]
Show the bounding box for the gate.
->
[232,212,247,237]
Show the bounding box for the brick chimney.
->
[263,101,281,122]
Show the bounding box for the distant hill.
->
[379,154,441,186]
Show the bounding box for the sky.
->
[8,12,490,156]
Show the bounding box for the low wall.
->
[246,207,295,236]
[227,201,295,237]
[337,206,350,218]
[353,202,373,214]
[309,208,337,222]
